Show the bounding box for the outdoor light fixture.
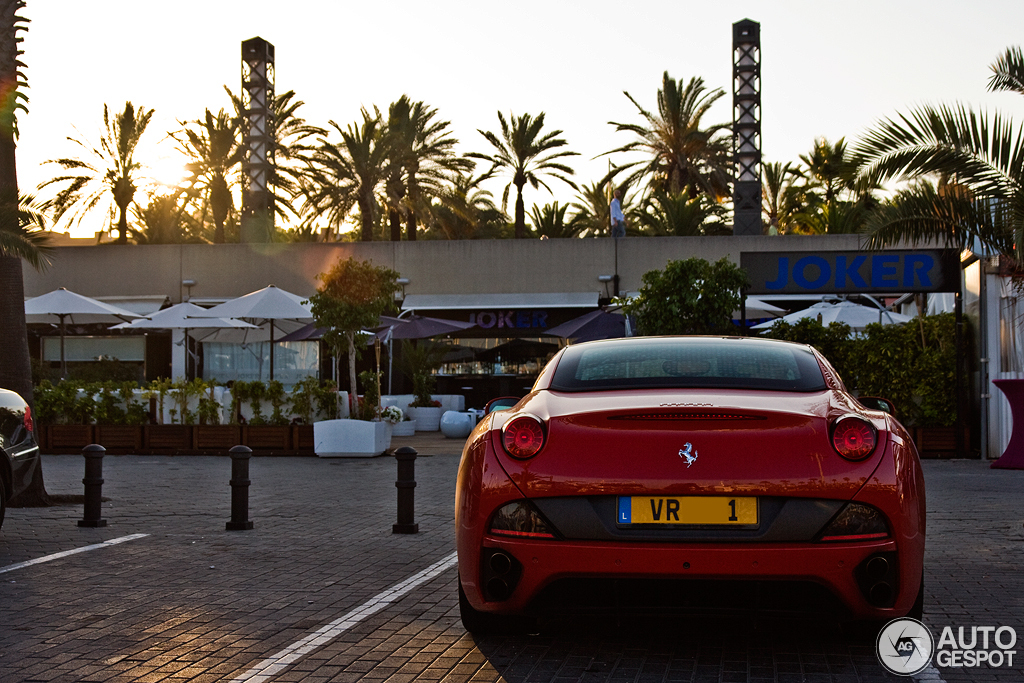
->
[597,275,613,282]
[395,277,410,300]
[182,279,196,301]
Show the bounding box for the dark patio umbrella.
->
[375,314,476,340]
[476,338,560,364]
[277,322,327,342]
[544,308,629,343]
[375,315,477,393]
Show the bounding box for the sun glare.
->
[146,153,191,194]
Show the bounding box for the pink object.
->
[991,379,1024,469]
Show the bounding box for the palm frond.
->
[0,194,54,270]
[988,46,1024,96]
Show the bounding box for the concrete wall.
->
[22,235,869,302]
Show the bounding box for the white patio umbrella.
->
[751,301,914,334]
[110,302,257,379]
[734,296,787,320]
[25,287,142,379]
[189,285,314,380]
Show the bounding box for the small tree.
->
[307,258,399,412]
[620,257,746,335]
[760,317,856,382]
[398,339,448,407]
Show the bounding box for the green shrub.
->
[762,312,956,427]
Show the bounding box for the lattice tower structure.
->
[241,37,275,242]
[732,19,762,236]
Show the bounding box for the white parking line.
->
[0,533,149,575]
[231,551,458,683]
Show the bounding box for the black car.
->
[1,388,40,529]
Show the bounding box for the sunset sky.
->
[16,0,1024,237]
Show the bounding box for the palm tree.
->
[135,192,204,244]
[0,0,52,505]
[605,72,733,201]
[569,172,638,238]
[39,102,155,244]
[174,109,244,243]
[431,170,506,240]
[381,97,414,242]
[761,161,806,234]
[225,88,326,228]
[852,46,1024,260]
[395,98,471,241]
[305,111,389,241]
[528,201,579,239]
[634,189,727,236]
[799,138,857,204]
[468,111,578,239]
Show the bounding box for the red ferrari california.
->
[455,336,925,632]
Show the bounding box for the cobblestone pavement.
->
[1,435,1022,683]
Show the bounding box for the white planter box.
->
[314,419,391,458]
[391,421,416,437]
[407,406,442,432]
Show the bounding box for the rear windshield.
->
[549,338,827,392]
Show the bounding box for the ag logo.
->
[877,618,934,675]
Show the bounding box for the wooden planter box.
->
[45,425,95,453]
[194,425,242,452]
[293,424,314,451]
[145,425,193,452]
[95,425,144,453]
[243,425,292,452]
[38,423,316,456]
[913,426,970,458]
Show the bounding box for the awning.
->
[401,293,599,311]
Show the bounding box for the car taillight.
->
[831,416,877,460]
[23,406,34,433]
[489,501,557,539]
[501,415,545,459]
[819,502,889,541]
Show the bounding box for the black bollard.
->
[78,444,107,528]
[393,446,418,534]
[226,445,254,531]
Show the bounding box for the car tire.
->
[906,572,924,621]
[0,481,6,530]
[458,579,534,635]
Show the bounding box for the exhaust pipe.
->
[481,549,522,602]
[855,552,898,608]
[870,581,894,606]
[865,556,889,581]
[489,551,512,575]
[487,577,511,601]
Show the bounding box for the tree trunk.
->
[0,103,49,506]
[116,203,128,244]
[347,331,358,416]
[359,195,374,242]
[389,208,402,241]
[514,185,526,238]
[405,211,417,241]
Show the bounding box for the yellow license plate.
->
[617,496,757,525]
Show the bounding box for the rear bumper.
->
[465,536,916,620]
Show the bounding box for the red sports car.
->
[455,336,925,632]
